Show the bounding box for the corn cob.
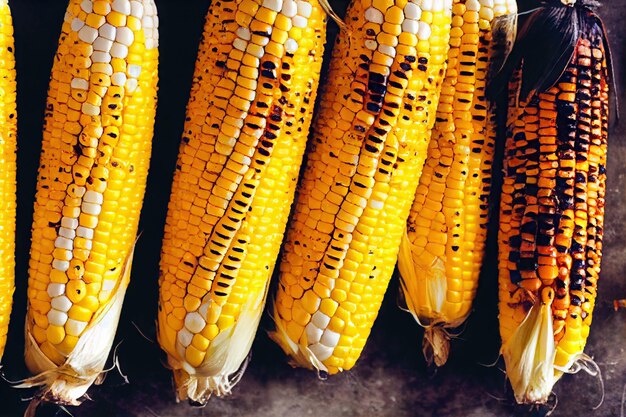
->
[397,0,517,367]
[270,0,453,375]
[157,0,326,404]
[22,0,159,407]
[0,0,16,364]
[496,0,610,404]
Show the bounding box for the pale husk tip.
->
[17,247,135,414]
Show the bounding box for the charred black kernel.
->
[370,94,384,103]
[520,221,537,235]
[510,269,522,284]
[519,258,539,271]
[367,102,381,112]
[536,234,552,247]
[393,70,408,80]
[369,72,386,83]
[369,82,386,95]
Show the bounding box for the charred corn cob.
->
[397,0,517,367]
[496,0,610,404]
[270,0,453,375]
[0,0,16,364]
[157,0,326,403]
[22,0,159,407]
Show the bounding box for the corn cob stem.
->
[157,0,326,403]
[0,0,16,364]
[270,0,453,375]
[20,0,159,408]
[497,2,609,404]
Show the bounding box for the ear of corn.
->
[497,2,609,404]
[397,0,517,367]
[0,0,16,364]
[157,0,326,404]
[270,0,453,375]
[21,0,159,407]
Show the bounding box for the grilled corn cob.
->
[397,0,517,367]
[157,0,326,403]
[22,0,159,407]
[270,0,453,375]
[0,0,16,364]
[496,0,610,404]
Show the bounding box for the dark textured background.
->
[0,1,624,416]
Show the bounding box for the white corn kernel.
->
[76,226,94,239]
[66,319,88,337]
[285,38,298,53]
[61,217,79,229]
[84,190,104,204]
[130,1,144,18]
[47,309,68,326]
[91,51,111,63]
[235,27,251,41]
[51,296,72,312]
[53,260,70,271]
[110,43,129,59]
[292,15,307,28]
[112,0,131,15]
[263,0,283,12]
[71,78,89,90]
[305,323,323,343]
[404,3,421,20]
[365,7,384,24]
[55,237,73,251]
[78,26,98,43]
[112,72,127,86]
[321,329,340,348]
[81,0,93,13]
[184,312,206,333]
[308,342,333,361]
[177,329,193,348]
[128,64,142,78]
[99,23,117,41]
[71,18,85,33]
[47,283,66,298]
[297,1,312,18]
[58,227,76,240]
[116,27,134,46]
[281,0,297,17]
